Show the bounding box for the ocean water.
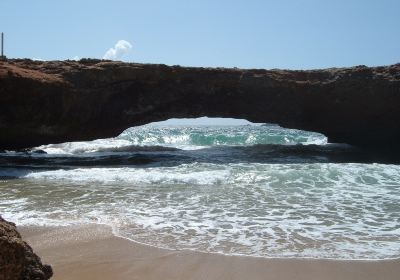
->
[1,124,399,260]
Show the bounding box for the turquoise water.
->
[1,124,399,259]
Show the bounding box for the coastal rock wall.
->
[0,216,52,279]
[0,59,399,150]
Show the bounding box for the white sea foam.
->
[34,124,327,154]
[1,124,396,259]
[23,165,231,185]
[2,162,400,259]
[35,138,133,154]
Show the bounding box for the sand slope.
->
[20,224,400,280]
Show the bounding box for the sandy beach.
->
[19,224,400,280]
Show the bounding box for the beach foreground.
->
[20,224,400,280]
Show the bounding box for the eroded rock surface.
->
[0,216,52,280]
[0,59,399,150]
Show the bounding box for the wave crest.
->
[35,124,327,154]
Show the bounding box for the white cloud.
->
[103,40,132,60]
[32,57,44,61]
[71,56,80,61]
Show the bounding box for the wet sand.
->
[20,224,400,280]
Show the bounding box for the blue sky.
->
[1,0,399,69]
[153,117,253,126]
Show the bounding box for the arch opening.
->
[32,117,328,155]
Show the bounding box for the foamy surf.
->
[1,161,400,260]
[34,124,327,154]
[1,124,399,260]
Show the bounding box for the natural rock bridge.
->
[1,59,399,151]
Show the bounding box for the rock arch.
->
[1,59,399,151]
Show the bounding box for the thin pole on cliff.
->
[1,33,3,57]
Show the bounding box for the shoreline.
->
[20,224,400,280]
[114,231,400,262]
[98,223,400,262]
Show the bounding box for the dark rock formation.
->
[0,59,399,151]
[0,216,52,279]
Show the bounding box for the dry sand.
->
[20,224,400,280]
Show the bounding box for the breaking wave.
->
[34,124,327,154]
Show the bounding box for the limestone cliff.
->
[0,59,399,150]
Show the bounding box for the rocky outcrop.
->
[0,59,399,151]
[0,216,52,280]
